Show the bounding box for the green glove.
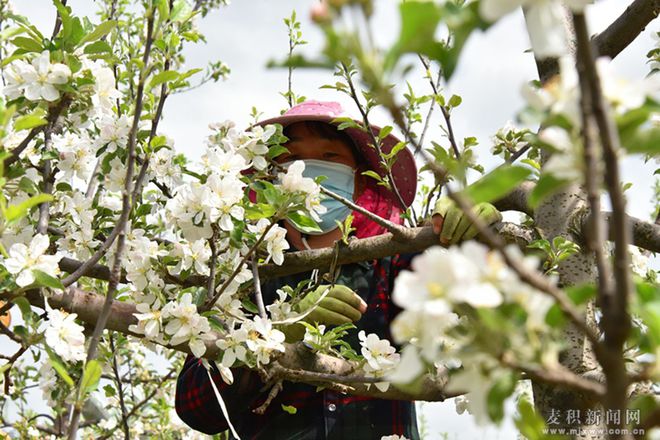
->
[281,284,366,342]
[432,197,502,245]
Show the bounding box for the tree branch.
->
[593,0,659,60]
[538,0,659,80]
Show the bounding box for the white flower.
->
[216,327,248,368]
[91,65,121,112]
[597,58,660,113]
[381,436,410,440]
[278,160,327,220]
[279,160,318,194]
[244,316,286,365]
[53,132,96,183]
[150,147,183,189]
[162,293,214,356]
[169,239,211,276]
[105,156,127,192]
[392,245,503,315]
[4,234,62,287]
[249,219,290,265]
[200,146,248,176]
[358,331,400,391]
[22,51,71,101]
[2,59,32,99]
[98,418,117,431]
[42,300,86,362]
[539,126,583,182]
[629,245,649,277]
[206,173,245,231]
[97,114,131,153]
[445,355,508,425]
[480,0,590,58]
[267,289,294,321]
[130,302,164,340]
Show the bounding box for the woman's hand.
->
[431,197,502,245]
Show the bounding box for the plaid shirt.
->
[175,254,419,440]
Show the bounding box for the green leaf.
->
[361,170,383,182]
[79,359,102,397]
[5,193,53,223]
[46,347,75,387]
[378,125,393,141]
[267,144,289,160]
[286,211,321,234]
[620,126,660,155]
[12,296,33,319]
[241,298,258,314]
[79,20,117,45]
[281,404,298,415]
[18,176,39,195]
[462,165,531,204]
[565,284,596,305]
[33,270,64,291]
[149,70,179,90]
[448,94,462,108]
[10,36,43,52]
[487,372,518,422]
[13,109,47,131]
[385,1,442,71]
[529,174,569,209]
[244,203,277,220]
[83,40,112,54]
[171,0,194,22]
[514,399,548,440]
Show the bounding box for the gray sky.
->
[11,0,659,438]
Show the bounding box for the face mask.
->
[282,159,355,235]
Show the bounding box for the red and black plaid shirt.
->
[175,254,420,439]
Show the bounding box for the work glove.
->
[431,197,502,245]
[281,284,367,342]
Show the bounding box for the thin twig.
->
[506,143,532,164]
[500,354,605,397]
[417,59,442,152]
[418,55,460,159]
[252,258,267,319]
[201,221,277,312]
[252,380,283,415]
[574,12,632,437]
[206,228,218,301]
[51,0,67,39]
[98,369,177,440]
[66,10,156,440]
[109,334,130,440]
[319,186,410,240]
[340,62,412,218]
[575,38,614,318]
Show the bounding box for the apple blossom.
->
[5,51,71,102]
[3,234,62,287]
[42,300,87,362]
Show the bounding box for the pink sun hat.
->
[256,100,417,207]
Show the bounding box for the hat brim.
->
[258,113,417,207]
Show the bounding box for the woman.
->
[175,101,500,439]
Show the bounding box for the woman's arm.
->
[175,355,261,435]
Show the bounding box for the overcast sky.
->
[13,0,659,438]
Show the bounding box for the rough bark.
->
[532,185,605,439]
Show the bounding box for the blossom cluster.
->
[358,330,400,392]
[389,242,555,422]
[3,51,71,102]
[520,56,659,184]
